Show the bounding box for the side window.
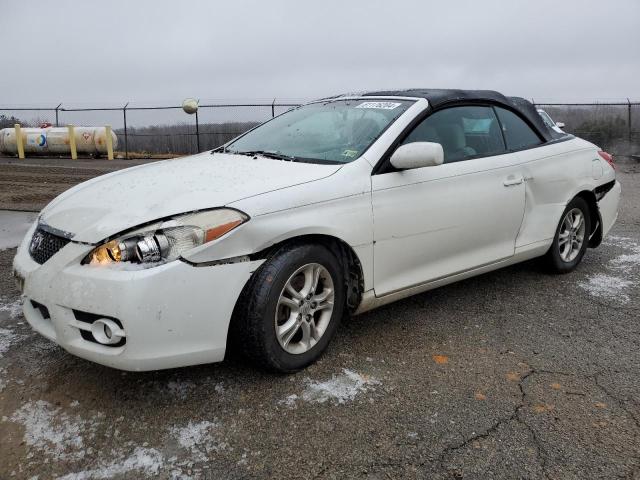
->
[401,106,506,163]
[494,107,542,150]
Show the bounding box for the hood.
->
[40,152,341,243]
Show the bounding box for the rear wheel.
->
[545,197,591,273]
[231,243,344,372]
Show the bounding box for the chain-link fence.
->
[532,101,639,157]
[1,99,638,159]
[0,101,300,158]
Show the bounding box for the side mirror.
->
[390,142,444,170]
[555,122,565,129]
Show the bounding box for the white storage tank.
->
[0,126,117,155]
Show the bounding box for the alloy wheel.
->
[275,263,335,354]
[558,208,586,262]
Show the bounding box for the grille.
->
[28,228,71,264]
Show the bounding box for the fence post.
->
[55,103,62,127]
[123,102,129,160]
[105,125,114,160]
[272,98,276,118]
[195,108,200,153]
[628,98,632,146]
[68,124,77,160]
[14,124,25,159]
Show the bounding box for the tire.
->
[545,197,591,274]
[230,243,345,372]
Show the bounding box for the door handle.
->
[503,176,524,187]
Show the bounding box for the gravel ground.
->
[0,156,166,211]
[0,158,639,479]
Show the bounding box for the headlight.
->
[84,209,248,266]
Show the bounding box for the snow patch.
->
[579,234,639,301]
[603,235,639,250]
[604,235,640,269]
[610,241,640,269]
[0,367,7,392]
[9,400,100,461]
[0,297,23,319]
[578,274,631,302]
[611,251,640,267]
[56,447,164,480]
[284,369,380,406]
[154,379,224,400]
[161,380,195,400]
[0,326,22,357]
[170,420,227,462]
[278,394,299,408]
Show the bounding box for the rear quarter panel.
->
[515,137,607,249]
[599,180,621,237]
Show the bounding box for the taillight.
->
[598,151,615,169]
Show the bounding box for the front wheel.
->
[545,197,591,273]
[230,243,345,372]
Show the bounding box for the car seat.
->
[436,123,476,162]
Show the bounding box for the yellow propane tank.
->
[0,126,118,155]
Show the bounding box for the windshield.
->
[224,99,414,164]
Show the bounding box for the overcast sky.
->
[1,0,639,107]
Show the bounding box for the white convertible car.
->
[13,89,620,372]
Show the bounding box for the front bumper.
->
[13,227,263,371]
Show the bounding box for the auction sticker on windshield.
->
[356,102,402,109]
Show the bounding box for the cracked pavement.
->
[0,158,639,479]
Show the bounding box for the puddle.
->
[0,210,37,250]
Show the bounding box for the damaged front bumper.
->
[13,223,263,371]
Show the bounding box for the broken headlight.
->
[83,209,248,266]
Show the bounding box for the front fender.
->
[180,159,375,289]
[180,193,374,290]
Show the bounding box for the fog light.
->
[90,318,125,345]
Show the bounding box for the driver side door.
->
[371,105,526,296]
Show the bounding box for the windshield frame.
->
[537,109,557,128]
[216,97,418,165]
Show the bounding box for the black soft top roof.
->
[361,88,562,141]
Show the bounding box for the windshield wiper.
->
[229,150,300,162]
[222,149,342,165]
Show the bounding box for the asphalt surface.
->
[0,158,639,479]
